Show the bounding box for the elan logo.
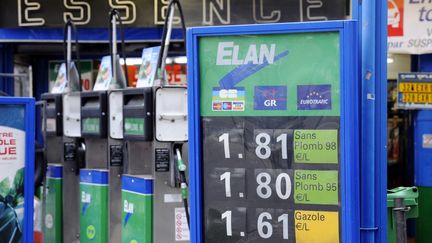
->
[216,42,276,65]
[123,200,134,225]
[123,200,134,213]
[81,191,91,215]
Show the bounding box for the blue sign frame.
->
[0,97,35,243]
[187,21,359,243]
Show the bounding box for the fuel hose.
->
[175,148,190,229]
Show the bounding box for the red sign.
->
[388,0,404,37]
[166,64,187,85]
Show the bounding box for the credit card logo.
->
[212,87,245,100]
[297,84,332,110]
[232,102,245,111]
[212,87,245,112]
[212,102,222,111]
[254,86,287,110]
[222,102,232,111]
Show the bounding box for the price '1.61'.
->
[222,210,289,239]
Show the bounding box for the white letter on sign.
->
[306,0,327,20]
[63,0,91,25]
[154,0,181,25]
[259,44,276,64]
[216,42,234,65]
[203,0,231,25]
[253,0,281,23]
[109,0,137,24]
[17,0,45,26]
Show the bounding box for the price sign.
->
[397,73,432,109]
[188,21,359,243]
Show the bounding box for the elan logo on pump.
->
[123,200,134,226]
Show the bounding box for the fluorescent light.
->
[120,58,143,66]
[387,57,394,64]
[118,56,186,66]
[174,56,187,64]
[166,58,173,64]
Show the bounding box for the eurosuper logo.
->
[216,42,276,65]
[297,84,332,110]
[254,86,287,110]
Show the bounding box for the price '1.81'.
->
[219,132,288,159]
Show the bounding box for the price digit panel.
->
[202,117,340,243]
[188,23,359,243]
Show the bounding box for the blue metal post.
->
[353,0,388,242]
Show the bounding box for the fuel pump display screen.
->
[199,32,342,243]
[124,118,145,136]
[82,117,100,134]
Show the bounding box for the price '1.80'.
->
[220,171,292,200]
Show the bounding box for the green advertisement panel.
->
[121,175,153,243]
[80,170,108,243]
[44,165,63,243]
[199,32,340,117]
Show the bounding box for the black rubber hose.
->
[183,197,190,229]
[109,9,129,86]
[62,18,82,91]
[34,141,45,190]
[156,0,187,74]
[175,147,190,230]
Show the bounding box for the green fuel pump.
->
[41,18,83,243]
[120,1,190,242]
[78,9,128,243]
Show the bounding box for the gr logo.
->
[254,86,287,110]
[264,99,277,106]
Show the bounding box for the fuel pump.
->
[107,9,129,243]
[121,1,189,242]
[41,18,83,243]
[79,9,128,243]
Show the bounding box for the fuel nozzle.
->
[175,148,187,198]
[175,148,190,229]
